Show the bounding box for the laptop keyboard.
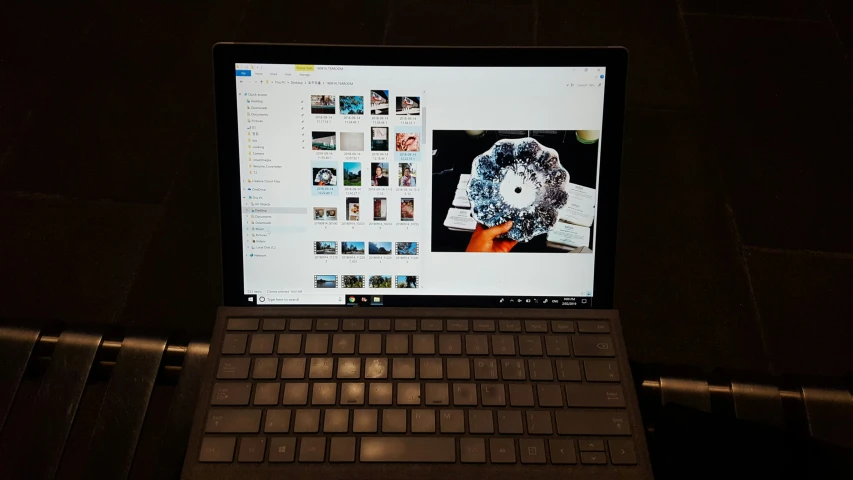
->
[199,317,639,465]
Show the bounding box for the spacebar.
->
[360,437,456,462]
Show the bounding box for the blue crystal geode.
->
[467,137,569,242]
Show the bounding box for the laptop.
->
[182,44,652,479]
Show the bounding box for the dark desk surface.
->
[1,1,852,378]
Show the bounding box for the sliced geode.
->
[467,137,569,242]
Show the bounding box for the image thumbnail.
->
[314,241,337,255]
[313,207,337,221]
[315,275,337,288]
[395,242,419,256]
[396,276,419,288]
[339,96,364,115]
[396,133,420,152]
[370,90,389,115]
[368,242,393,255]
[373,198,387,221]
[342,275,364,288]
[371,126,389,151]
[310,95,336,114]
[312,166,337,186]
[396,96,421,115]
[398,162,418,187]
[369,275,392,288]
[343,163,362,186]
[342,241,366,255]
[370,162,390,186]
[341,132,365,151]
[401,198,415,221]
[311,131,336,150]
[346,197,360,221]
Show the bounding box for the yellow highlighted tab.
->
[295,64,315,72]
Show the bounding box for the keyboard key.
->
[473,358,498,380]
[472,320,495,332]
[309,358,333,379]
[465,335,489,355]
[447,358,470,379]
[551,320,575,333]
[460,438,486,463]
[528,359,554,381]
[280,358,306,379]
[369,318,391,331]
[492,335,516,355]
[545,336,571,356]
[264,409,291,433]
[369,383,393,405]
[577,320,610,334]
[556,359,582,381]
[555,410,631,435]
[411,409,436,432]
[421,319,443,331]
[497,410,523,434]
[526,411,553,434]
[364,358,388,379]
[268,437,296,462]
[509,384,534,406]
[453,384,477,406]
[311,383,337,405]
[572,335,615,357]
[489,438,516,463]
[382,409,407,432]
[304,334,329,354]
[359,334,382,354]
[447,319,469,331]
[439,409,464,433]
[262,318,286,331]
[289,318,312,331]
[420,358,443,379]
[252,358,278,379]
[340,382,365,405]
[397,383,421,405]
[211,382,251,405]
[360,438,455,462]
[518,335,543,356]
[353,409,378,432]
[579,439,605,451]
[438,334,462,355]
[221,333,247,354]
[299,437,326,462]
[282,383,308,405]
[537,384,564,407]
[316,318,339,331]
[481,384,506,406]
[498,320,522,332]
[549,439,577,464]
[227,318,258,331]
[581,452,607,464]
[501,359,526,380]
[385,334,408,354]
[584,360,621,382]
[468,410,494,434]
[324,409,349,432]
[277,334,301,354]
[519,439,546,464]
[524,320,548,333]
[565,384,626,408]
[425,383,449,405]
[238,437,266,462]
[249,333,275,354]
[337,358,361,378]
[293,409,320,433]
[394,318,417,331]
[609,439,638,465]
[199,437,235,462]
[392,358,415,379]
[330,437,356,463]
[342,318,364,331]
[253,382,280,405]
[412,334,435,354]
[217,358,250,379]
[206,409,261,433]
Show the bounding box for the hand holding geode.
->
[467,137,569,242]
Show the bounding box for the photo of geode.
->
[431,130,599,253]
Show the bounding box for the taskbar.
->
[243,293,593,308]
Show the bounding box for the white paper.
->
[546,222,591,248]
[444,207,477,231]
[557,183,597,227]
[456,174,471,189]
[452,188,471,208]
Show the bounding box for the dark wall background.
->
[1,0,852,378]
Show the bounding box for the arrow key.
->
[548,439,577,464]
[608,439,638,465]
[581,451,607,464]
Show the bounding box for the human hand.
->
[465,221,518,252]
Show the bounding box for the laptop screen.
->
[234,63,606,308]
